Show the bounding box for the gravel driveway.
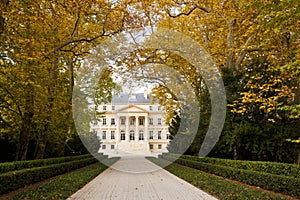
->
[67,155,218,200]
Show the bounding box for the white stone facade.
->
[91,93,170,155]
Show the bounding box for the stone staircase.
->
[116,141,150,154]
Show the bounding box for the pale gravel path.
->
[67,155,218,200]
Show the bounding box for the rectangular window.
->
[158,131,162,139]
[130,118,134,125]
[149,118,153,125]
[121,131,125,140]
[149,131,153,139]
[102,131,106,140]
[111,145,115,150]
[102,118,107,125]
[103,106,106,110]
[157,118,162,125]
[158,144,162,149]
[112,106,115,110]
[139,118,144,125]
[167,134,170,140]
[111,118,115,125]
[139,130,144,140]
[158,106,161,111]
[149,144,153,149]
[130,130,135,140]
[111,131,115,140]
[121,118,125,125]
[149,106,153,110]
[102,145,106,149]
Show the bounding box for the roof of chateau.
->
[111,93,151,104]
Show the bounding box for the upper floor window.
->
[103,106,106,110]
[167,134,171,140]
[149,118,153,125]
[157,118,162,125]
[102,118,107,125]
[149,106,153,111]
[102,131,106,140]
[158,106,161,111]
[111,131,115,140]
[121,118,125,125]
[130,118,135,125]
[149,131,153,139]
[112,106,115,110]
[111,118,115,125]
[158,131,162,139]
[139,118,144,125]
[158,144,162,149]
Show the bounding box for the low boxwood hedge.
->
[179,154,300,178]
[160,155,300,197]
[0,156,103,195]
[0,154,94,174]
[148,157,286,200]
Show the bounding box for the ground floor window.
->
[149,144,153,149]
[121,131,125,140]
[130,130,135,140]
[139,130,144,140]
[111,145,115,149]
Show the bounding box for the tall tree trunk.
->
[15,85,34,161]
[34,53,58,159]
[0,0,9,34]
[233,144,238,160]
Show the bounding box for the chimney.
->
[144,90,148,99]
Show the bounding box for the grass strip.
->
[147,157,291,200]
[9,158,119,200]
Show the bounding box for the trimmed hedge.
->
[0,155,107,195]
[0,154,94,174]
[148,157,286,200]
[160,154,300,197]
[10,157,120,200]
[179,154,300,178]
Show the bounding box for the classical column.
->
[144,115,148,141]
[126,116,129,141]
[135,116,139,141]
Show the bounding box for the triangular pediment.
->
[116,105,148,113]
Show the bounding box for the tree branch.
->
[70,13,80,37]
[167,4,209,18]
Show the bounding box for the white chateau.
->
[91,92,170,155]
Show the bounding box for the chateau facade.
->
[91,93,170,155]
